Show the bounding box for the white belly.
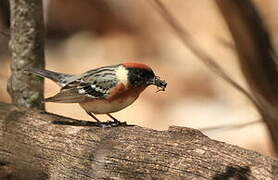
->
[80,96,139,114]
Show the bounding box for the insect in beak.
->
[153,76,167,92]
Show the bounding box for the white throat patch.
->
[115,65,128,86]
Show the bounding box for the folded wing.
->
[45,66,119,103]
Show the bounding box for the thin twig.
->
[0,30,10,38]
[215,0,278,153]
[149,0,263,113]
[215,36,235,51]
[199,119,262,132]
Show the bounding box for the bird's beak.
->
[151,76,167,92]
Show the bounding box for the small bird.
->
[29,62,167,127]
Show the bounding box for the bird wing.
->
[45,65,119,103]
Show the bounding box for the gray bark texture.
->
[0,102,277,179]
[8,0,45,110]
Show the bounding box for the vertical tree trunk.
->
[8,0,45,110]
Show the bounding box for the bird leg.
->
[106,113,127,126]
[106,113,120,123]
[85,111,127,127]
[85,111,101,122]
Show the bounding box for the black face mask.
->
[127,68,155,87]
[127,68,167,92]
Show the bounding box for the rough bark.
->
[0,102,277,179]
[8,0,45,110]
[215,0,278,155]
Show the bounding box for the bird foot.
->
[96,120,127,128]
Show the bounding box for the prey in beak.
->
[153,76,167,92]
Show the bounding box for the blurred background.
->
[0,0,277,156]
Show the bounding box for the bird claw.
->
[96,120,127,128]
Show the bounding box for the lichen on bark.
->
[8,0,45,110]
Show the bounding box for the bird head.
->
[122,62,167,92]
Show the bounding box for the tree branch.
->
[148,0,259,111]
[149,0,278,155]
[215,0,278,155]
[0,102,277,179]
[8,0,45,110]
[199,119,262,132]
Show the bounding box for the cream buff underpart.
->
[80,95,139,114]
[80,65,139,114]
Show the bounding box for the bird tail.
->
[28,68,73,87]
